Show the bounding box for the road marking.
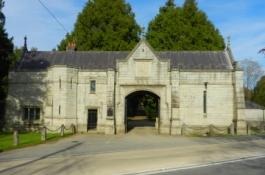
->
[122,154,265,175]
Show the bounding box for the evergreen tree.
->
[146,0,225,51]
[252,76,265,107]
[58,0,141,51]
[0,0,13,127]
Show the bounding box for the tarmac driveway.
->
[1,133,265,175]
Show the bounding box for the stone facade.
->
[5,40,248,135]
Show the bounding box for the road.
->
[0,133,265,175]
[154,156,265,175]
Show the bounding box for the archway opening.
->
[125,91,160,133]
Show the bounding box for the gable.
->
[127,40,159,61]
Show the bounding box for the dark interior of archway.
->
[125,91,159,132]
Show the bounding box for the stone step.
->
[127,127,158,135]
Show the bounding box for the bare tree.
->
[239,59,264,90]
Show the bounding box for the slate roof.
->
[16,50,233,71]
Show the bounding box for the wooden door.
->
[87,109,97,130]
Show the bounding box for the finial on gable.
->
[23,35,28,53]
[225,36,231,50]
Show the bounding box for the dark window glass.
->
[23,107,41,121]
[23,107,29,120]
[90,80,96,93]
[35,108,40,120]
[203,90,207,114]
[107,107,113,116]
[29,108,35,120]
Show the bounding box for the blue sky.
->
[3,0,265,67]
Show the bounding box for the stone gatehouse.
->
[5,40,248,135]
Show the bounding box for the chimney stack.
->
[66,41,76,51]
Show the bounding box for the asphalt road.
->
[154,157,265,175]
[1,134,265,175]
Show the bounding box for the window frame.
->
[90,80,96,93]
[23,106,41,122]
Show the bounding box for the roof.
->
[15,50,233,71]
[245,101,265,110]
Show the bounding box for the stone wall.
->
[5,71,47,126]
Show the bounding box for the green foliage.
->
[142,94,158,120]
[58,0,141,51]
[0,0,14,128]
[252,76,265,107]
[146,0,225,51]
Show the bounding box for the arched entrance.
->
[125,91,160,133]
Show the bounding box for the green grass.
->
[0,132,73,152]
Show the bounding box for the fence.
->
[12,124,76,146]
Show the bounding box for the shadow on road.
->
[0,142,82,174]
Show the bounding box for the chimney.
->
[66,41,76,51]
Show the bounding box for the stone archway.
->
[125,90,160,133]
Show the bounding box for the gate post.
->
[41,126,47,141]
[13,128,19,146]
[60,124,65,136]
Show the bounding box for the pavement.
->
[0,132,265,175]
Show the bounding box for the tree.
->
[252,76,265,107]
[146,0,225,51]
[58,0,141,51]
[239,59,264,90]
[259,48,265,54]
[0,0,14,128]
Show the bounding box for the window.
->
[107,107,113,116]
[23,106,40,121]
[203,90,207,114]
[90,80,96,93]
[59,105,61,115]
[59,78,62,89]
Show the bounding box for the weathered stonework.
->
[5,40,249,135]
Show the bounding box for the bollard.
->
[71,124,76,134]
[13,129,19,146]
[41,127,47,141]
[247,124,251,135]
[60,124,65,136]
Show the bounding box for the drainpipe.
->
[113,69,117,134]
[262,108,265,130]
[75,70,78,132]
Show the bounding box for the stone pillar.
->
[60,124,64,136]
[233,66,247,135]
[171,118,182,135]
[41,126,47,141]
[13,129,19,146]
[71,124,76,134]
[105,69,116,135]
[170,70,181,135]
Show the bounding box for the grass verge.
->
[0,132,73,152]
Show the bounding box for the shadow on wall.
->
[4,64,49,130]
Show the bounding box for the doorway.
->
[87,109,97,131]
[125,91,160,133]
